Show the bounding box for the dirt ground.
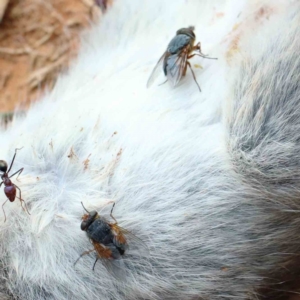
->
[0,0,110,114]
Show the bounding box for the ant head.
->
[0,160,8,174]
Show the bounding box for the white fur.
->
[0,0,299,299]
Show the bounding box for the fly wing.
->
[92,240,128,280]
[100,256,127,281]
[91,237,119,258]
[146,52,167,88]
[90,225,152,280]
[109,223,149,258]
[109,223,129,252]
[92,239,149,282]
[165,48,188,87]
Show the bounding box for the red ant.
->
[0,148,30,222]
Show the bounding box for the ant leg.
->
[15,185,31,215]
[187,61,201,92]
[16,196,31,215]
[0,181,3,188]
[2,199,8,222]
[7,148,23,174]
[74,249,95,267]
[9,168,23,181]
[92,258,99,271]
[110,203,117,224]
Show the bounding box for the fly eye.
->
[0,161,8,173]
[81,221,87,231]
[176,28,184,35]
[80,211,98,230]
[176,27,195,39]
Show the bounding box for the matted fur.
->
[0,0,299,299]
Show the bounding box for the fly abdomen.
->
[107,244,122,259]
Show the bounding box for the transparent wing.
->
[146,52,167,88]
[100,250,151,282]
[166,49,188,87]
[100,253,128,281]
[91,240,128,280]
[109,223,150,258]
[92,237,150,281]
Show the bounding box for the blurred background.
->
[0,0,111,122]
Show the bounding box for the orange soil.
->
[0,0,105,113]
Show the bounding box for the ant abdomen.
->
[4,186,16,202]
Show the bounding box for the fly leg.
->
[110,203,117,224]
[74,249,96,267]
[190,42,217,60]
[92,258,99,271]
[183,61,188,76]
[159,79,168,86]
[188,53,217,60]
[187,61,201,92]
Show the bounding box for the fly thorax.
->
[167,34,191,54]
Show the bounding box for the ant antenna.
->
[81,202,89,213]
